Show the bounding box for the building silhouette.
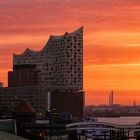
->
[12,27,83,91]
[0,27,84,118]
[0,82,3,87]
[109,91,114,106]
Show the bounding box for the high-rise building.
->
[13,27,83,91]
[0,27,84,118]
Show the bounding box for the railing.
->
[67,122,140,140]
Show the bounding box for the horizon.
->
[0,0,140,105]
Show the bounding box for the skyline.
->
[0,0,140,105]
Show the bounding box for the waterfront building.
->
[13,27,83,91]
[0,85,48,115]
[0,27,84,118]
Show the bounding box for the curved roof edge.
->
[69,26,83,35]
[14,48,39,56]
[14,26,83,56]
[50,26,83,40]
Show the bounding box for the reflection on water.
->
[98,116,140,125]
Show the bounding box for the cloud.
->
[86,89,140,105]
[0,0,140,94]
[0,0,139,36]
[85,45,140,65]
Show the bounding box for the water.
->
[90,117,140,140]
[97,116,140,125]
[45,117,140,140]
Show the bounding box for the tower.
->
[109,91,114,106]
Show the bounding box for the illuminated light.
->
[39,131,45,138]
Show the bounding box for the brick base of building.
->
[51,91,85,119]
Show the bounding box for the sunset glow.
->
[0,0,140,105]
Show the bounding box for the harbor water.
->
[97,116,140,125]
[51,117,140,140]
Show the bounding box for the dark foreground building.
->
[0,27,84,119]
[51,91,84,118]
[0,85,48,115]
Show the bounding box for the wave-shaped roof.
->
[14,26,83,57]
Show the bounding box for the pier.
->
[66,122,140,140]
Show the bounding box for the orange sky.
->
[0,0,140,105]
